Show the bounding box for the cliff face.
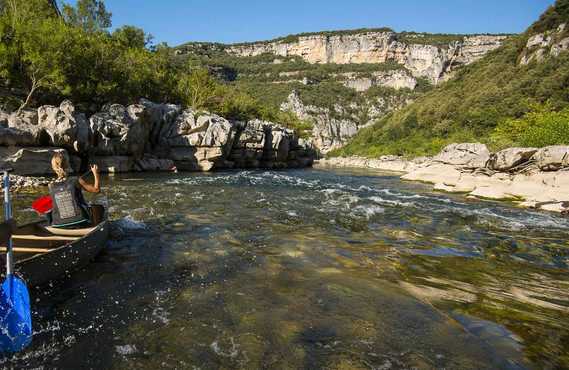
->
[280,90,411,153]
[227,32,508,84]
[0,99,316,176]
[520,23,569,64]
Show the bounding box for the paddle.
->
[32,170,93,214]
[0,168,32,352]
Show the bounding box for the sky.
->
[63,0,556,46]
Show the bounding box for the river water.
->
[2,168,569,369]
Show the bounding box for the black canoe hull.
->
[11,221,109,287]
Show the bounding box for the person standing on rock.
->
[48,152,101,228]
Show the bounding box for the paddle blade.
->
[32,196,52,214]
[0,275,32,352]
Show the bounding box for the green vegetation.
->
[0,0,177,111]
[176,48,406,83]
[398,32,512,47]
[527,0,569,35]
[492,104,569,148]
[61,0,111,33]
[332,0,569,158]
[398,32,468,47]
[0,0,312,137]
[231,27,394,46]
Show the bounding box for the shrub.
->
[492,104,569,148]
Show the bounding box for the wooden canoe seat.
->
[43,226,97,237]
[0,247,54,253]
[12,235,80,242]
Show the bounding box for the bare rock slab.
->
[433,143,490,169]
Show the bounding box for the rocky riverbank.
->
[0,99,316,178]
[315,143,569,213]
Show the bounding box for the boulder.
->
[433,143,490,168]
[4,110,44,146]
[161,111,237,171]
[160,109,203,147]
[134,156,175,172]
[0,147,72,176]
[401,163,462,184]
[0,110,9,126]
[138,98,181,149]
[488,147,538,171]
[532,145,569,171]
[229,119,271,167]
[270,127,293,162]
[0,127,37,146]
[168,147,200,171]
[89,103,154,156]
[37,100,89,152]
[168,147,223,171]
[200,115,235,148]
[91,156,133,173]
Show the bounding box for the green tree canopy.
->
[112,25,152,49]
[62,0,111,33]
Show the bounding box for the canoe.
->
[0,219,109,287]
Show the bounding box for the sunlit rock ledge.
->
[315,143,569,213]
[0,99,316,180]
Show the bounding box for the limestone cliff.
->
[520,23,569,64]
[280,90,411,153]
[0,100,316,176]
[226,32,508,84]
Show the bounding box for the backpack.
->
[48,177,89,227]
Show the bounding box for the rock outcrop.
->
[315,143,569,213]
[0,147,73,176]
[341,70,417,92]
[433,143,490,169]
[0,100,315,176]
[487,147,538,171]
[280,90,410,153]
[533,145,569,171]
[161,110,237,171]
[37,100,89,151]
[227,32,508,84]
[89,103,154,157]
[228,119,314,169]
[520,23,568,65]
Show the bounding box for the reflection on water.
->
[2,168,569,369]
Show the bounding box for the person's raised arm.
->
[79,164,100,194]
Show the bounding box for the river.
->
[2,168,569,369]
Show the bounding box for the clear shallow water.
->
[2,168,569,369]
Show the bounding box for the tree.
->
[177,67,220,110]
[0,0,68,112]
[62,0,111,33]
[16,18,68,113]
[112,25,152,49]
[47,0,61,16]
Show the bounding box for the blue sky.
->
[63,0,555,46]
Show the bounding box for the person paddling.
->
[48,153,100,229]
